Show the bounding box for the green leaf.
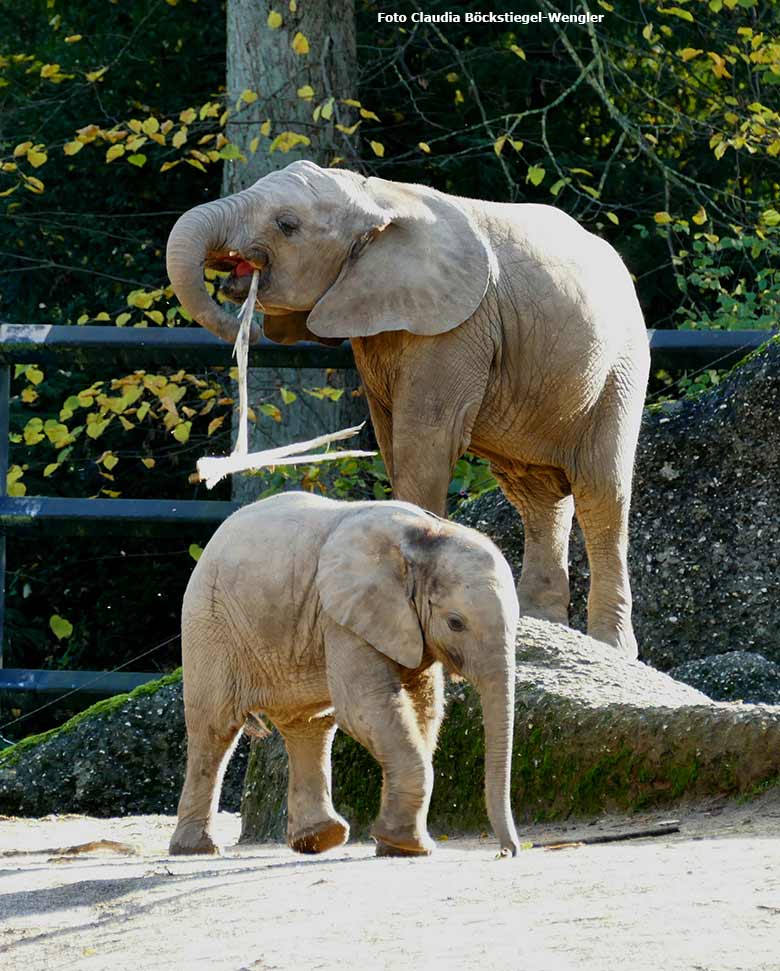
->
[526,165,546,186]
[127,153,147,167]
[279,387,297,405]
[189,544,203,562]
[49,614,73,640]
[172,421,192,443]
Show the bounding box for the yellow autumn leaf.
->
[0,184,19,198]
[102,452,119,470]
[27,149,47,167]
[680,48,702,61]
[172,127,188,149]
[260,119,272,136]
[115,312,131,326]
[13,142,32,157]
[510,45,525,59]
[321,98,334,120]
[360,108,380,121]
[692,206,707,225]
[292,32,309,55]
[297,85,315,101]
[179,107,196,124]
[160,160,180,173]
[207,415,225,436]
[267,10,283,28]
[654,211,673,224]
[494,135,508,156]
[141,457,155,469]
[40,63,60,78]
[172,421,192,443]
[65,34,82,43]
[707,51,732,79]
[106,144,125,162]
[23,176,44,193]
[268,131,311,153]
[369,140,385,157]
[142,117,160,135]
[606,212,619,225]
[249,136,259,153]
[335,121,360,135]
[240,89,258,104]
[86,66,107,83]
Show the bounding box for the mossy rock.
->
[0,669,249,817]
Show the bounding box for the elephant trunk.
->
[166,197,249,343]
[474,655,520,856]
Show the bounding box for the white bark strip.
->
[198,275,375,489]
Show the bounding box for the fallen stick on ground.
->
[531,823,680,849]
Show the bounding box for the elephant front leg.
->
[325,629,435,857]
[494,470,573,626]
[275,713,350,854]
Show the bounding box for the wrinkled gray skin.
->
[167,161,649,657]
[170,491,520,859]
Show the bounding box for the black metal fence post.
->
[0,364,8,669]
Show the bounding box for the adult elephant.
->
[166,160,649,657]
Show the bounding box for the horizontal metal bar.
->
[0,323,775,371]
[0,668,162,698]
[0,323,354,370]
[647,329,774,371]
[0,496,239,536]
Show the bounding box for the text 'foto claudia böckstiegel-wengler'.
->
[375,10,606,25]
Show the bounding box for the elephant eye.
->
[447,615,466,633]
[275,215,299,236]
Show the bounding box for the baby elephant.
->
[170,492,520,858]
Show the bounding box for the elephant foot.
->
[372,826,434,858]
[289,817,349,855]
[374,841,432,858]
[169,824,220,857]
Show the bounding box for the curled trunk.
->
[166,197,254,343]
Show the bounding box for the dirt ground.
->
[1,792,779,971]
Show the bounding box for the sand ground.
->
[1,793,779,971]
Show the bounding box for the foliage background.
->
[0,0,778,731]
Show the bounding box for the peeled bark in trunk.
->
[222,0,367,505]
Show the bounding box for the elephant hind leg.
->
[169,703,242,856]
[494,468,573,626]
[572,482,637,659]
[274,712,349,855]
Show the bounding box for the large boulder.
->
[3,621,778,828]
[242,618,780,840]
[0,673,249,817]
[670,652,780,705]
[457,337,780,674]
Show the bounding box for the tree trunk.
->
[222,0,367,505]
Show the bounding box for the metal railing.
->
[0,322,773,698]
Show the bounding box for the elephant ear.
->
[315,510,424,668]
[262,311,344,347]
[307,177,495,339]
